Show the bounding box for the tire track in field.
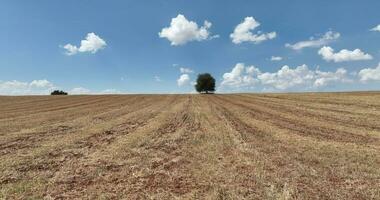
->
[203,95,283,198]
[208,96,272,143]
[208,96,380,199]
[0,96,165,157]
[259,93,380,110]
[0,96,161,185]
[188,95,272,198]
[129,96,201,197]
[1,96,179,188]
[2,94,380,199]
[73,95,178,150]
[243,94,380,119]
[237,95,380,142]
[207,95,316,198]
[0,96,107,117]
[0,95,150,120]
[0,95,142,142]
[0,96,78,110]
[0,95,121,121]
[213,95,377,145]
[46,96,201,198]
[0,94,108,108]
[235,94,380,132]
[0,96,144,135]
[0,97,159,161]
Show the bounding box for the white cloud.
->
[313,68,349,87]
[0,79,55,95]
[1,80,28,88]
[70,87,124,95]
[221,63,260,87]
[177,74,190,86]
[69,87,91,94]
[63,32,106,55]
[258,65,316,90]
[159,14,216,46]
[154,76,162,82]
[179,67,194,74]
[62,44,78,56]
[285,31,340,50]
[230,17,276,44]
[30,79,54,88]
[99,89,122,94]
[270,56,283,61]
[370,24,380,32]
[318,46,372,62]
[221,63,351,91]
[358,63,380,82]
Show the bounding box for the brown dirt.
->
[0,93,379,199]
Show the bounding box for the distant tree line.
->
[51,90,68,95]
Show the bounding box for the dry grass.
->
[0,93,379,199]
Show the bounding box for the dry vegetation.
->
[0,93,380,199]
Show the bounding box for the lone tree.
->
[51,90,68,95]
[195,73,215,94]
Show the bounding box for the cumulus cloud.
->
[257,65,315,90]
[358,63,380,82]
[221,63,260,87]
[230,17,276,44]
[62,33,107,55]
[285,31,340,50]
[313,68,349,87]
[159,14,217,46]
[69,87,91,94]
[69,87,124,95]
[318,46,372,62]
[179,67,194,74]
[0,80,28,90]
[177,74,190,86]
[370,24,380,32]
[221,63,351,91]
[270,56,283,61]
[99,89,123,94]
[30,79,54,88]
[0,79,55,95]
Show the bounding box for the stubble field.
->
[0,93,379,199]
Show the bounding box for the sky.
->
[1,0,380,95]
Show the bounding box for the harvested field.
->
[0,93,380,199]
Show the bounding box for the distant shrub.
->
[51,90,68,95]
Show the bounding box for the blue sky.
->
[1,0,380,94]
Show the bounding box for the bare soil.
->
[0,93,379,199]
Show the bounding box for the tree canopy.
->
[51,90,68,95]
[195,73,215,94]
